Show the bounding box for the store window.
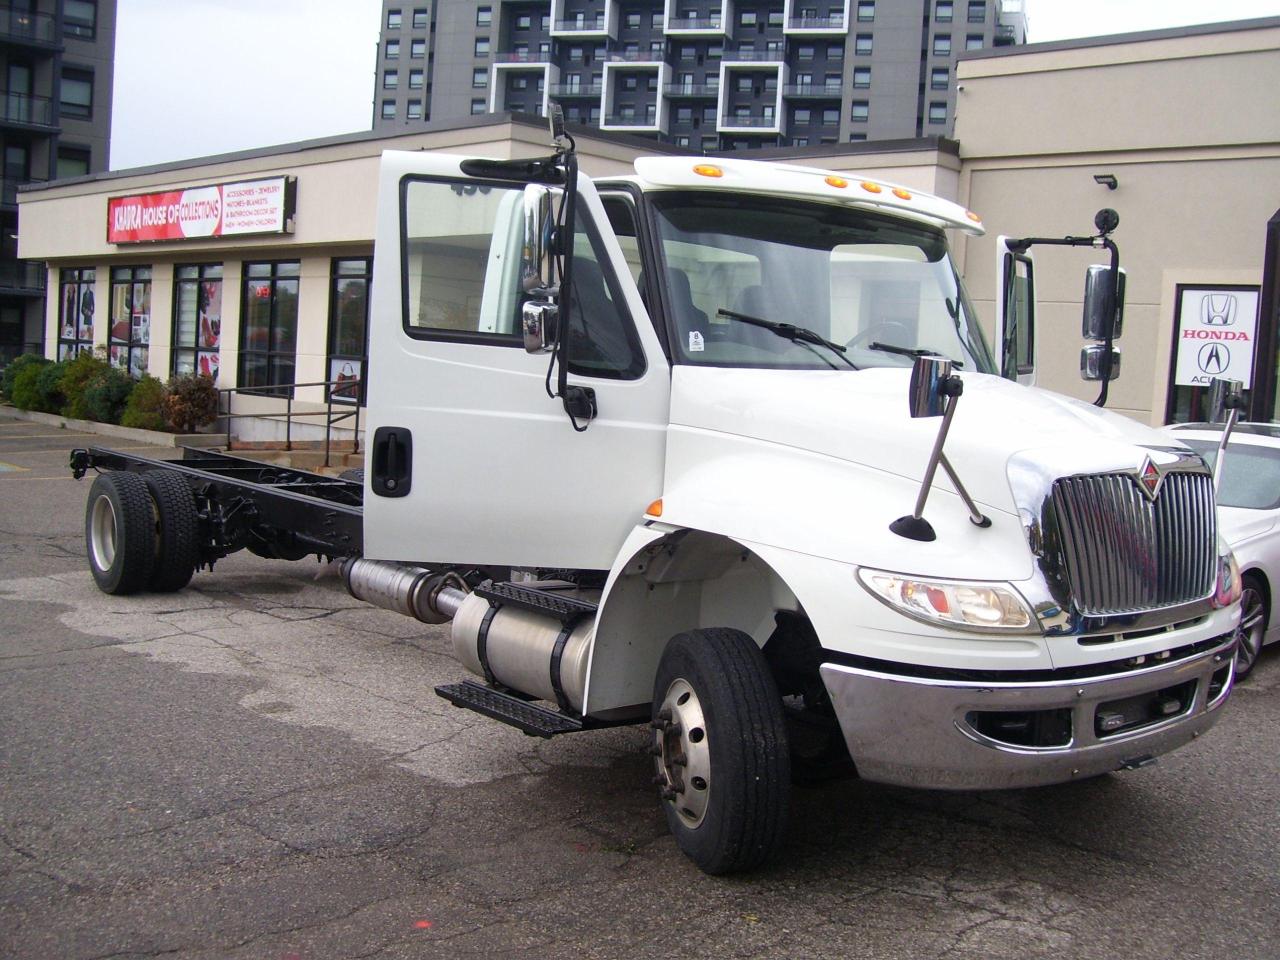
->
[58,267,94,359]
[172,264,223,380]
[109,266,151,378]
[239,261,300,397]
[327,258,372,403]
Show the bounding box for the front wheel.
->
[1234,575,1268,680]
[652,628,790,874]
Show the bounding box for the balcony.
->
[723,48,785,62]
[0,91,55,128]
[0,7,58,48]
[720,115,778,128]
[548,83,603,96]
[602,113,660,131]
[664,82,719,97]
[606,47,667,62]
[783,82,842,97]
[664,15,723,31]
[994,24,1018,45]
[0,259,47,295]
[1,175,46,207]
[494,50,553,63]
[786,15,846,31]
[555,16,606,30]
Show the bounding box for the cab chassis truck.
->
[70,123,1243,874]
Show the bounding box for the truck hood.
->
[659,366,1181,577]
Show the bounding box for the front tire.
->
[85,472,156,595]
[1234,575,1268,680]
[652,628,790,875]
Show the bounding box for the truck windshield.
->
[649,191,996,373]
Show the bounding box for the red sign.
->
[107,177,293,244]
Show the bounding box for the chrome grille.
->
[1048,471,1217,616]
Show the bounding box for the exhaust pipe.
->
[341,558,468,623]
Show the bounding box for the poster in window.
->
[329,358,361,402]
[198,280,222,349]
[109,345,127,370]
[79,285,94,342]
[129,347,148,380]
[198,351,219,381]
[132,282,151,346]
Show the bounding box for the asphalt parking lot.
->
[1,411,1278,960]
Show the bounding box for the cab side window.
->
[564,209,646,380]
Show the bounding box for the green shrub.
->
[60,349,111,419]
[9,362,45,410]
[164,373,219,433]
[120,374,167,431]
[1,353,50,401]
[32,360,68,414]
[81,367,134,424]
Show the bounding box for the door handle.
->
[371,426,412,498]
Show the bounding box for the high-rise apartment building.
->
[1,0,115,364]
[372,0,1025,148]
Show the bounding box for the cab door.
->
[994,236,1036,385]
[362,151,670,570]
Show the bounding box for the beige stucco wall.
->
[954,21,1280,425]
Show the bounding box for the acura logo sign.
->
[1197,342,1230,375]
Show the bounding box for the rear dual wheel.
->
[85,470,198,595]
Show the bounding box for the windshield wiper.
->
[716,308,857,369]
[867,342,963,368]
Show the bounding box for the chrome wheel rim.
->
[654,678,711,828]
[89,494,117,573]
[1235,586,1266,674]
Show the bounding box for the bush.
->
[9,362,45,410]
[60,349,111,419]
[164,373,219,433]
[121,374,168,431]
[1,354,50,402]
[81,367,134,424]
[32,360,68,414]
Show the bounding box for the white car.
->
[1165,422,1280,679]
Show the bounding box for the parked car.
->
[1165,422,1280,678]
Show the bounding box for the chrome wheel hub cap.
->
[90,494,117,572]
[654,678,712,828]
[1236,586,1265,672]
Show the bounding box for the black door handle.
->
[371,426,412,498]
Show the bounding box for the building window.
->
[740,10,757,25]
[513,76,528,90]
[57,268,94,359]
[701,134,718,150]
[626,12,641,28]
[853,66,871,87]
[966,34,983,49]
[857,0,875,21]
[409,69,424,89]
[968,0,987,21]
[855,33,872,55]
[471,98,486,114]
[735,75,752,93]
[929,101,947,123]
[850,100,869,122]
[797,44,815,60]
[60,69,93,119]
[676,105,693,123]
[56,147,90,178]
[516,13,532,29]
[931,66,949,88]
[652,11,665,28]
[476,6,491,26]
[828,43,843,61]
[702,105,717,123]
[793,136,808,146]
[383,70,398,89]
[64,0,96,38]
[933,34,951,55]
[822,107,838,125]
[793,107,811,124]
[109,266,151,379]
[381,100,395,120]
[172,264,222,380]
[472,67,487,87]
[387,8,401,30]
[849,132,867,141]
[411,38,426,58]
[413,8,428,29]
[475,37,490,56]
[327,258,372,404]
[386,39,400,59]
[674,135,690,146]
[407,99,422,119]
[240,261,300,397]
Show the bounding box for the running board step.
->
[435,680,585,738]
[474,580,599,624]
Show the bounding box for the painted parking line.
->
[0,460,28,472]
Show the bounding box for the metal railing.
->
[719,115,779,128]
[723,49,785,61]
[494,50,552,63]
[219,379,361,469]
[554,17,608,31]
[664,16,723,31]
[0,6,57,45]
[0,91,54,126]
[664,82,719,96]
[783,83,843,97]
[603,114,657,127]
[787,15,846,29]
[548,83,602,96]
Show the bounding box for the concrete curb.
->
[0,406,224,448]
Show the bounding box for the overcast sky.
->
[107,0,1280,171]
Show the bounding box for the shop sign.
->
[1173,286,1260,388]
[107,176,295,244]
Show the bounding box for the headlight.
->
[856,568,1037,633]
[1211,550,1242,609]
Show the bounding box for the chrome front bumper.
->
[820,636,1236,790]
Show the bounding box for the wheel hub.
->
[90,494,117,572]
[1235,586,1265,674]
[654,678,711,827]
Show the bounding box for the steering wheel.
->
[845,321,911,350]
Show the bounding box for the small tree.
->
[164,373,219,433]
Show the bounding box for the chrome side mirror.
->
[522,301,558,354]
[1082,264,1126,341]
[521,185,555,294]
[907,355,954,418]
[1080,345,1121,382]
[1208,377,1245,425]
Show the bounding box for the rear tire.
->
[652,628,790,875]
[85,472,155,595]
[1234,574,1268,680]
[143,470,200,593]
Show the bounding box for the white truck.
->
[71,126,1242,874]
